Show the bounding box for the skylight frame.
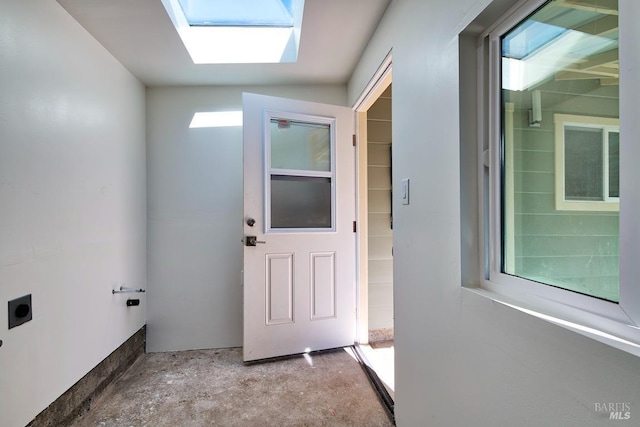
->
[161,0,305,64]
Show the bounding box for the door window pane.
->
[267,114,335,231]
[270,119,331,172]
[271,176,331,228]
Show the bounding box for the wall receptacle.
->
[8,294,32,329]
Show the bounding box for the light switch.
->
[401,178,410,205]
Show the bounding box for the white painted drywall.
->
[146,85,347,352]
[348,0,640,425]
[0,2,146,427]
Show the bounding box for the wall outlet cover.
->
[8,294,32,329]
[401,178,410,205]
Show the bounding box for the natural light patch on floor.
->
[161,0,305,64]
[345,344,394,399]
[189,111,242,128]
[361,343,394,398]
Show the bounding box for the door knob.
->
[246,217,256,227]
[245,236,266,246]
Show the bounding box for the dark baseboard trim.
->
[27,325,146,427]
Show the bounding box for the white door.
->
[242,93,356,362]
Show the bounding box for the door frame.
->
[352,52,393,344]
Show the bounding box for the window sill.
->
[463,285,640,358]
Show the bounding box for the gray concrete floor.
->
[68,347,394,427]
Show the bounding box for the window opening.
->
[500,0,619,302]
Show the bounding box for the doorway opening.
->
[355,55,393,397]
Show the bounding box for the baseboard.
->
[27,325,146,427]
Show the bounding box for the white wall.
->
[146,85,347,352]
[0,2,146,427]
[348,0,640,425]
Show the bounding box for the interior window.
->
[500,0,619,301]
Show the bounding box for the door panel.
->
[243,93,356,362]
[310,251,336,320]
[266,253,294,325]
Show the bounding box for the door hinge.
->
[352,134,356,147]
[353,221,357,233]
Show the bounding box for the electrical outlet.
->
[8,294,32,329]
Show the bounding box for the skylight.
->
[502,29,617,91]
[502,21,567,60]
[161,0,304,64]
[501,5,618,92]
[177,0,294,26]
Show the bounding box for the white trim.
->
[504,102,515,274]
[466,287,640,357]
[353,54,393,345]
[270,169,333,178]
[554,114,620,211]
[356,110,369,344]
[488,31,502,285]
[617,0,640,330]
[476,34,490,281]
[353,50,393,111]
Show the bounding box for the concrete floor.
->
[67,347,394,427]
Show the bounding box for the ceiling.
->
[57,0,391,87]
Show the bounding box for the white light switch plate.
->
[401,178,410,205]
